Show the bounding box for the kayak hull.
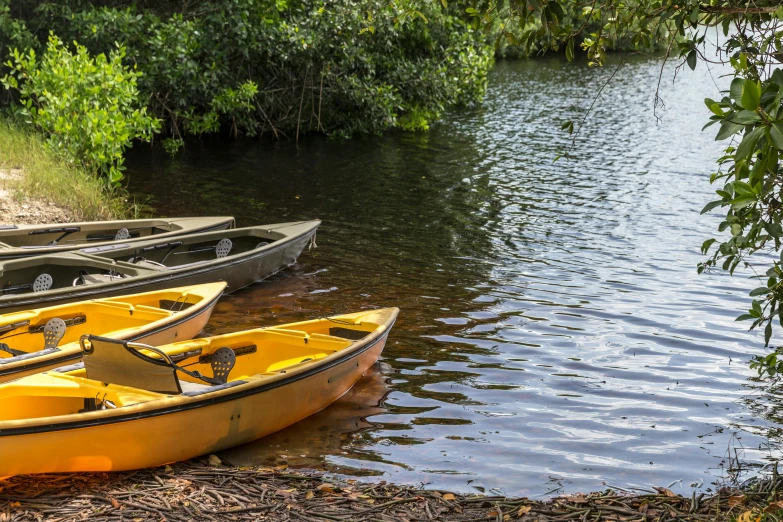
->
[0,308,397,475]
[0,221,319,313]
[0,282,226,384]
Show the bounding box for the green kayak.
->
[0,220,320,313]
[0,217,235,259]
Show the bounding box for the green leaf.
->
[741,80,762,111]
[766,322,773,346]
[730,78,745,101]
[736,314,756,321]
[686,50,697,71]
[704,98,723,116]
[732,180,755,196]
[701,238,716,254]
[771,122,783,150]
[715,120,744,140]
[735,126,764,161]
[731,195,756,210]
[565,38,574,62]
[750,286,770,297]
[732,110,762,124]
[700,200,722,214]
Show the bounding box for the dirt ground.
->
[2,458,781,522]
[0,168,73,225]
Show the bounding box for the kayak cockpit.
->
[0,285,220,361]
[0,308,394,426]
[0,255,152,296]
[89,230,282,270]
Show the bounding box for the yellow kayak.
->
[0,281,226,384]
[0,307,398,476]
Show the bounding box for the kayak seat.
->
[32,273,53,292]
[216,238,232,258]
[208,347,236,384]
[114,228,131,240]
[73,271,127,285]
[43,318,66,349]
[80,335,236,395]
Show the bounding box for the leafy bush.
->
[1,34,159,184]
[1,0,493,143]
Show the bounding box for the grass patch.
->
[0,119,136,221]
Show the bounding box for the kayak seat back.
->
[80,335,236,394]
[81,335,183,394]
[114,228,130,241]
[208,347,236,384]
[43,318,67,350]
[216,238,233,258]
[33,273,53,292]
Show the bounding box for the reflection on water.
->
[126,55,781,496]
[218,363,391,473]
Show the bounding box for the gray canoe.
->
[0,217,235,259]
[0,220,320,313]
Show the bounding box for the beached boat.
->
[0,282,226,384]
[0,220,320,313]
[0,307,398,475]
[0,217,235,259]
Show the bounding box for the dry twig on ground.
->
[3,458,783,521]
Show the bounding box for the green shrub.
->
[1,34,159,184]
[1,0,493,141]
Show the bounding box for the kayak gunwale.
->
[0,217,236,259]
[0,282,226,382]
[0,311,396,437]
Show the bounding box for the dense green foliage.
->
[0,0,494,152]
[2,35,159,185]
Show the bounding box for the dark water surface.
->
[125,56,779,496]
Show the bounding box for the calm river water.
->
[125,56,780,496]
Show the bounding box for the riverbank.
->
[2,459,780,521]
[0,120,134,223]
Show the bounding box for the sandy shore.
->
[0,168,73,225]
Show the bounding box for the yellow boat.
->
[0,307,398,476]
[0,282,226,384]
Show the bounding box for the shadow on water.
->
[126,54,783,496]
